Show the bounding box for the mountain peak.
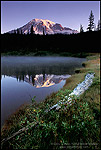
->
[8,18,79,35]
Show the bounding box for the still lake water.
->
[1,56,86,127]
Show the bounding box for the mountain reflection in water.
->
[11,74,71,88]
[1,56,86,88]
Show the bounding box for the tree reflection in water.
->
[1,56,86,88]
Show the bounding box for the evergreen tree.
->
[43,27,45,35]
[80,24,84,32]
[27,30,29,34]
[87,10,94,31]
[14,30,16,34]
[97,20,101,31]
[30,25,33,34]
[21,29,23,34]
[17,28,19,34]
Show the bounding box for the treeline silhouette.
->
[1,30,101,55]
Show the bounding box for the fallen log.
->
[46,73,95,111]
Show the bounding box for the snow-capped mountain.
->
[8,18,79,35]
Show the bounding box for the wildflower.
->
[41,120,44,123]
[80,106,82,107]
[33,109,36,112]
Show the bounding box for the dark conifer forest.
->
[1,30,101,56]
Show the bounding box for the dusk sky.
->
[1,1,100,33]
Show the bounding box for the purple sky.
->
[1,1,100,33]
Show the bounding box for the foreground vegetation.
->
[1,53,100,149]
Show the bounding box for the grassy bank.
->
[1,51,90,58]
[1,53,100,149]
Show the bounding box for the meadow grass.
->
[1,53,100,149]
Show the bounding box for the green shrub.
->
[2,91,100,149]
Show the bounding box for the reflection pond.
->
[1,56,86,127]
